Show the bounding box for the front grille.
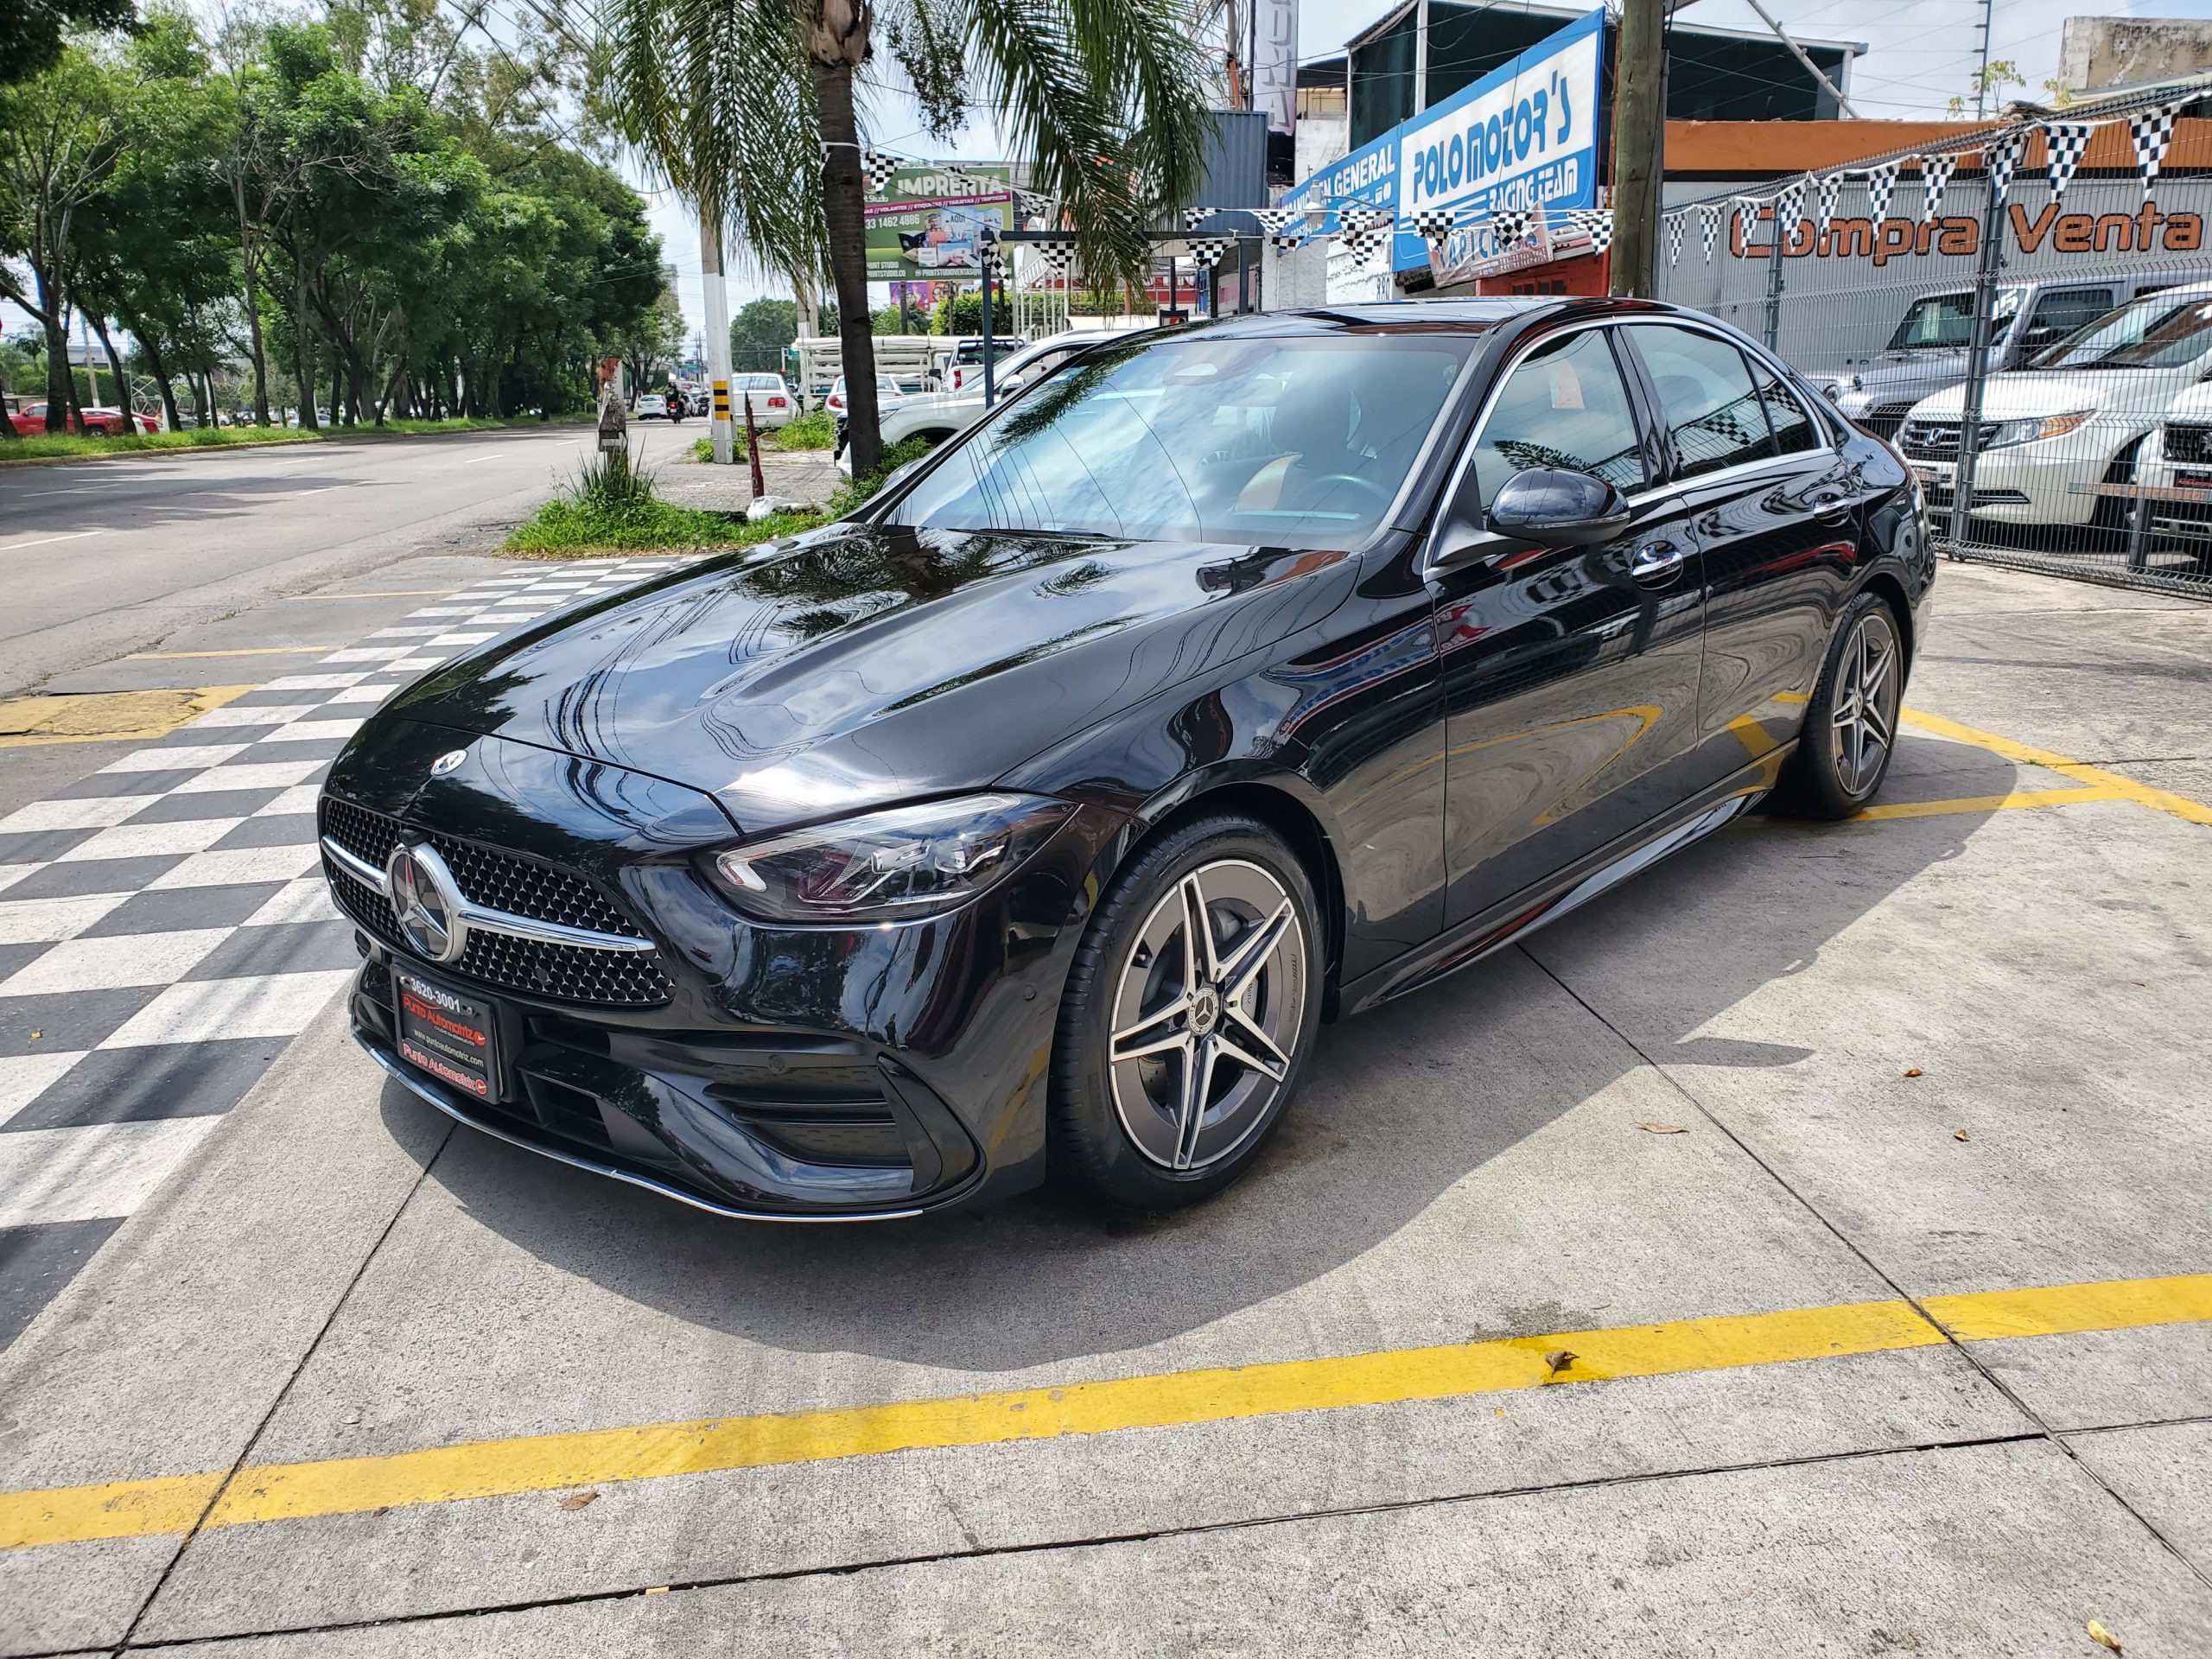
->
[1862,403,1916,441]
[1899,418,1965,460]
[321,798,673,1007]
[2164,422,2212,465]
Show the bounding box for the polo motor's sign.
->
[1402,4,1601,277]
[1279,4,1600,277]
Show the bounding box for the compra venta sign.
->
[1732,200,2206,266]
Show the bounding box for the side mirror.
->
[1488,467,1632,547]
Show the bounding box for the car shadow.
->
[377,734,2018,1373]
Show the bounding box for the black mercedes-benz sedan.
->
[321,298,1931,1220]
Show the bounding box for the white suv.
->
[1898,282,2212,532]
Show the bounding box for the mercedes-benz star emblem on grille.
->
[386,842,467,963]
[430,748,467,777]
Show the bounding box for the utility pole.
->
[1974,0,1995,118]
[1609,0,1666,296]
[700,207,734,466]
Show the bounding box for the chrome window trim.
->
[320,835,659,955]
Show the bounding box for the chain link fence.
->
[1656,89,2212,599]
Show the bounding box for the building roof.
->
[1340,0,1862,60]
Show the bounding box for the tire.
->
[1775,592,1905,820]
[1050,815,1324,1210]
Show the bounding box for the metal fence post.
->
[1763,203,1786,353]
[1945,175,2009,552]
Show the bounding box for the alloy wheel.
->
[1829,609,1901,798]
[1106,859,1308,1172]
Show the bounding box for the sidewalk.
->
[658,445,842,512]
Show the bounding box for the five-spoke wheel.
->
[1779,591,1907,819]
[1052,817,1321,1208]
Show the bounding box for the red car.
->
[8,402,159,435]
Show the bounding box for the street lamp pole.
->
[701,207,734,466]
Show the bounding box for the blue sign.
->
[1282,6,1604,272]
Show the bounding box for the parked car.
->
[732,372,794,429]
[836,331,1166,474]
[1898,280,2212,533]
[1808,274,2205,440]
[938,335,1024,393]
[320,299,1929,1222]
[8,401,156,435]
[2126,384,2212,567]
[824,373,906,416]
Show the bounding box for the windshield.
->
[1886,288,2020,352]
[2032,290,2212,369]
[887,333,1475,550]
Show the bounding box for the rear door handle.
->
[1629,539,1690,582]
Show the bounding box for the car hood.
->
[1834,353,1971,397]
[386,521,1360,832]
[1911,370,2196,421]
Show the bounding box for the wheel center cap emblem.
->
[387,842,467,963]
[1189,986,1221,1036]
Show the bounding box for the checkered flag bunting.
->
[2131,103,2183,200]
[1983,133,2025,201]
[1409,207,1457,243]
[1030,238,1076,276]
[1919,153,1957,223]
[1773,177,1807,234]
[862,149,901,196]
[1667,211,1686,266]
[1699,203,1722,261]
[1185,234,1231,269]
[1567,208,1612,254]
[1865,162,1900,224]
[1336,208,1394,266]
[2044,121,2093,200]
[1732,195,1758,247]
[1815,172,1843,235]
[1490,208,1528,250]
[1184,207,1215,230]
[1014,189,1052,219]
[1252,207,1307,251]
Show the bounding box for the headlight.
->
[1982,409,2094,448]
[710,792,1076,922]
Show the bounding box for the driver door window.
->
[1470,329,1647,510]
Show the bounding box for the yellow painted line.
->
[2,1273,2207,1554]
[0,685,255,747]
[1848,785,2133,823]
[1902,707,2212,829]
[276,588,461,601]
[123,645,335,661]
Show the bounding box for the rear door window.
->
[1624,325,1777,480]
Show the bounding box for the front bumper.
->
[325,721,1127,1220]
[1903,418,2141,527]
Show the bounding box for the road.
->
[0,421,699,697]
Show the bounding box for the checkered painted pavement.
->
[0,556,696,1350]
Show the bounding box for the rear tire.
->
[1775,593,1905,820]
[1050,815,1323,1211]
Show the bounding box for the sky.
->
[15,0,2212,348]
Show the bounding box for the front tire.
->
[1051,816,1323,1210]
[1776,592,1904,819]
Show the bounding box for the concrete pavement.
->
[0,561,2204,1653]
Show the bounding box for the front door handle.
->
[1629,538,1689,582]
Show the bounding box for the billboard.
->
[1280,5,1602,275]
[867,163,1011,280]
[1252,0,1298,185]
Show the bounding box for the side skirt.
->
[1335,748,1790,1018]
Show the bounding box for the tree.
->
[0,0,137,90]
[596,0,1208,474]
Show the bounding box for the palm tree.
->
[594,0,1209,474]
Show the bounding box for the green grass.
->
[773,408,836,449]
[0,413,578,464]
[503,436,936,559]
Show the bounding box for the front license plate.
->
[2176,470,2212,493]
[395,969,500,1103]
[1911,463,1951,487]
